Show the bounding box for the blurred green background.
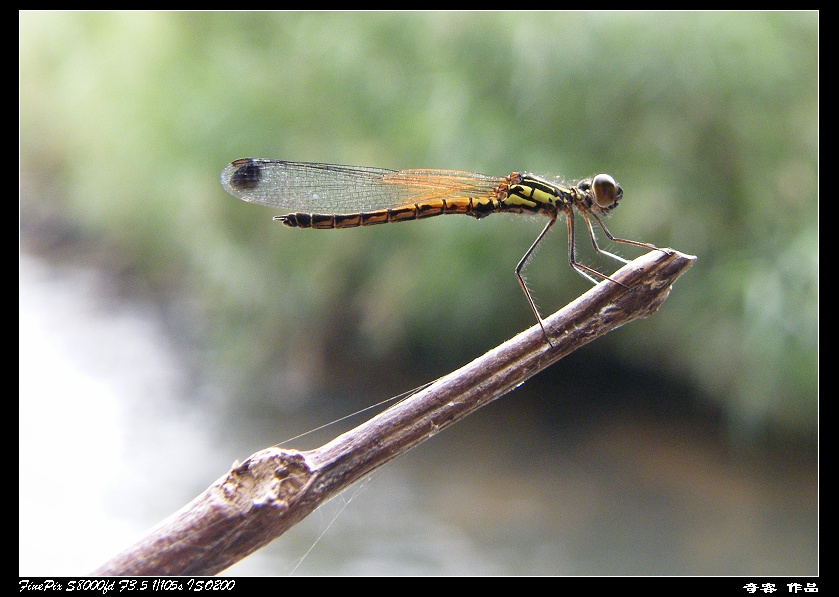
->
[20,12,817,576]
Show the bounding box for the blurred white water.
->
[19,253,229,574]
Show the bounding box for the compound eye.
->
[591,174,622,208]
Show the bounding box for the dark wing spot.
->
[228,158,262,190]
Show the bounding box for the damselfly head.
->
[586,173,623,211]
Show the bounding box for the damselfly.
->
[221,159,662,341]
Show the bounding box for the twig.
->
[92,248,695,576]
